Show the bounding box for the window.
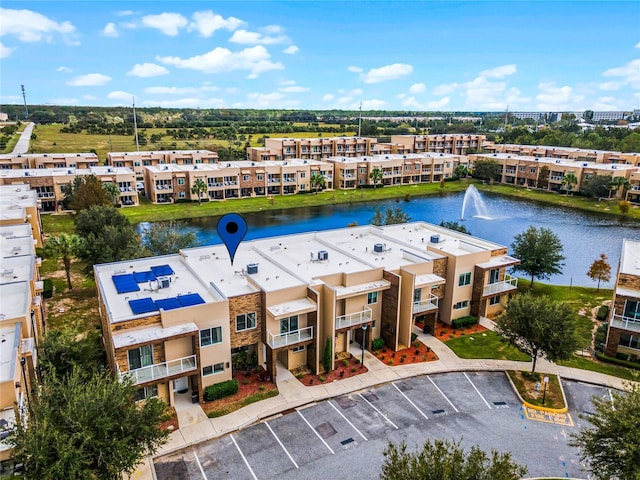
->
[454,300,469,310]
[413,289,421,303]
[489,296,501,306]
[236,312,257,331]
[300,184,306,190]
[202,363,224,376]
[367,291,378,304]
[178,178,185,185]
[529,167,536,173]
[619,333,640,350]
[200,326,222,347]
[134,385,158,402]
[128,345,153,370]
[519,166,525,172]
[360,167,366,174]
[458,272,471,286]
[489,269,500,284]
[300,172,306,178]
[405,165,410,171]
[243,175,249,182]
[257,174,264,181]
[280,315,299,334]
[292,345,305,353]
[178,192,185,198]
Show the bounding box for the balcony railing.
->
[119,354,197,385]
[267,326,313,349]
[483,274,518,296]
[37,192,55,198]
[413,294,439,314]
[336,306,372,329]
[611,312,640,334]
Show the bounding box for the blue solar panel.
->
[133,271,156,283]
[178,293,205,307]
[155,297,182,311]
[112,274,140,294]
[151,265,174,277]
[128,298,157,315]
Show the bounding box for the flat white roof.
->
[476,255,520,269]
[0,323,20,384]
[0,256,33,284]
[0,282,29,321]
[620,239,640,276]
[479,153,637,171]
[0,166,134,179]
[327,152,458,164]
[0,224,33,239]
[267,298,317,319]
[112,322,198,349]
[109,149,216,156]
[145,159,331,174]
[0,235,34,260]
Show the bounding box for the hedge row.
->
[204,379,239,401]
[452,315,478,329]
[596,305,610,320]
[43,279,53,299]
[595,351,640,370]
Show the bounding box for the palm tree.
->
[191,178,207,205]
[561,172,578,196]
[369,167,383,189]
[454,164,469,182]
[45,233,84,290]
[609,176,631,199]
[103,182,121,205]
[310,172,326,195]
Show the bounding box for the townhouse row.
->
[95,222,520,407]
[0,185,44,462]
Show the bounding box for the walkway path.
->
[131,318,631,480]
[11,122,34,154]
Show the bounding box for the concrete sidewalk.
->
[130,321,631,480]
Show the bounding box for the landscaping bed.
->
[507,371,565,410]
[372,339,438,365]
[159,406,179,432]
[435,320,487,340]
[294,353,367,386]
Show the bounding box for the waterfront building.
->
[481,143,640,166]
[107,150,219,179]
[390,134,486,155]
[247,137,379,162]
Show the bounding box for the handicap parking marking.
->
[523,405,574,426]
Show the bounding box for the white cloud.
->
[141,12,188,36]
[427,97,450,109]
[635,42,640,49]
[279,85,309,93]
[157,45,284,78]
[0,41,14,59]
[262,25,283,35]
[56,65,71,73]
[361,99,387,109]
[347,66,363,73]
[116,10,135,17]
[536,82,584,110]
[432,83,458,95]
[127,63,169,78]
[357,63,414,84]
[107,90,134,102]
[0,8,77,43]
[409,82,426,94]
[228,29,287,45]
[102,22,118,37]
[479,64,517,78]
[246,92,286,108]
[67,73,111,86]
[602,59,640,89]
[143,85,219,95]
[322,94,334,102]
[592,96,625,110]
[283,45,299,55]
[598,81,620,91]
[401,96,423,109]
[188,10,245,37]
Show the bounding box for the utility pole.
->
[21,84,28,120]
[132,97,140,152]
[358,102,362,137]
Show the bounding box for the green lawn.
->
[444,330,531,361]
[558,354,638,381]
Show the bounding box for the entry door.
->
[174,376,188,392]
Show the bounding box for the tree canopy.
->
[472,159,501,183]
[580,175,612,198]
[511,226,565,286]
[439,220,471,235]
[496,292,580,374]
[44,233,84,289]
[587,253,611,291]
[369,167,383,189]
[61,174,112,211]
[141,221,199,256]
[380,438,527,480]
[371,207,411,226]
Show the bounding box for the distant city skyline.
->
[1,1,638,111]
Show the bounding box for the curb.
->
[505,371,569,414]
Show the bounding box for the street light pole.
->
[361,324,368,368]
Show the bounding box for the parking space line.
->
[328,400,368,441]
[230,434,258,480]
[358,393,399,429]
[297,410,335,454]
[193,452,208,480]
[392,382,429,420]
[428,376,459,413]
[464,373,492,409]
[263,421,299,469]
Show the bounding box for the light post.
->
[542,376,549,406]
[361,324,368,368]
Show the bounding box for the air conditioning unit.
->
[158,276,170,289]
[317,250,328,261]
[430,234,441,244]
[247,263,258,275]
[374,243,384,253]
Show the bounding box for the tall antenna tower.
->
[357,102,362,137]
[132,97,140,152]
[21,85,28,119]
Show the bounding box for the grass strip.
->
[444,330,531,361]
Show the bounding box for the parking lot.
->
[154,372,612,480]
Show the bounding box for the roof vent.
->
[246,263,258,275]
[317,250,328,261]
[374,243,384,253]
[430,234,441,244]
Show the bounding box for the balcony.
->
[119,354,197,385]
[336,306,372,330]
[483,274,518,296]
[413,294,439,314]
[37,192,55,199]
[267,326,313,349]
[611,312,640,334]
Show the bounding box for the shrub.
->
[372,337,386,351]
[596,305,610,321]
[259,385,265,391]
[596,351,640,368]
[319,376,326,382]
[343,359,349,368]
[42,278,53,298]
[452,315,479,330]
[412,340,420,348]
[388,359,393,365]
[323,338,332,374]
[411,333,418,343]
[204,379,239,401]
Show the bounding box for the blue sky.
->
[1,1,638,111]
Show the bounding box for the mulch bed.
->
[372,340,439,365]
[160,406,179,431]
[201,367,278,416]
[295,353,368,386]
[434,321,487,340]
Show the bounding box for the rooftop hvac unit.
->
[247,263,258,275]
[2,269,14,276]
[374,243,384,253]
[430,234,441,244]
[317,250,328,261]
[158,276,171,289]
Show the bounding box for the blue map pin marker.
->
[217,213,247,265]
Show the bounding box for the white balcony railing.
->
[119,354,197,385]
[267,326,313,349]
[336,306,372,329]
[483,274,518,296]
[413,294,439,314]
[611,312,640,334]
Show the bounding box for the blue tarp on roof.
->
[151,265,174,277]
[155,297,182,311]
[133,271,156,283]
[178,293,205,307]
[128,298,157,315]
[112,274,140,294]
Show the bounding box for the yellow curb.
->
[522,400,568,414]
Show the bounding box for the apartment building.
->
[327,153,469,189]
[626,171,640,204]
[604,239,640,360]
[247,137,379,162]
[482,143,640,166]
[94,222,518,406]
[390,134,486,155]
[470,153,637,192]
[143,160,334,203]
[107,150,219,178]
[0,184,42,247]
[0,166,138,211]
[0,187,44,461]
[0,152,99,170]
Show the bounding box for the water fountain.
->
[461,185,492,220]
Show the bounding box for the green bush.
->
[452,315,478,330]
[596,305,610,320]
[203,379,239,401]
[411,332,418,343]
[43,278,53,298]
[595,351,640,370]
[372,337,385,351]
[323,338,332,374]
